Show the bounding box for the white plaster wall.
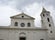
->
[10,18,34,28]
[0,29,48,40]
[0,29,9,40]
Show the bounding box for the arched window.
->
[47,18,50,22]
[49,24,51,27]
[14,22,18,26]
[50,31,52,33]
[27,23,31,27]
[43,14,45,17]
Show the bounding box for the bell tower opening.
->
[19,37,26,40]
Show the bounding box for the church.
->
[0,8,55,40]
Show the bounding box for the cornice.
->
[0,27,48,31]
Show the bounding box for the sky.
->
[0,0,55,27]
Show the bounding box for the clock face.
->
[21,23,25,27]
[46,13,49,16]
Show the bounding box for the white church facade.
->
[0,8,55,40]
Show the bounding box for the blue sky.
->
[0,0,55,27]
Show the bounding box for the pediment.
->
[10,12,35,19]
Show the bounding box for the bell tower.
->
[40,7,54,38]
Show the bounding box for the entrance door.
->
[19,37,26,40]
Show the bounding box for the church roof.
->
[10,12,35,19]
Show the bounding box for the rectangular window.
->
[49,24,51,27]
[47,18,50,22]
[50,31,52,33]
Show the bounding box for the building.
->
[0,8,55,40]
